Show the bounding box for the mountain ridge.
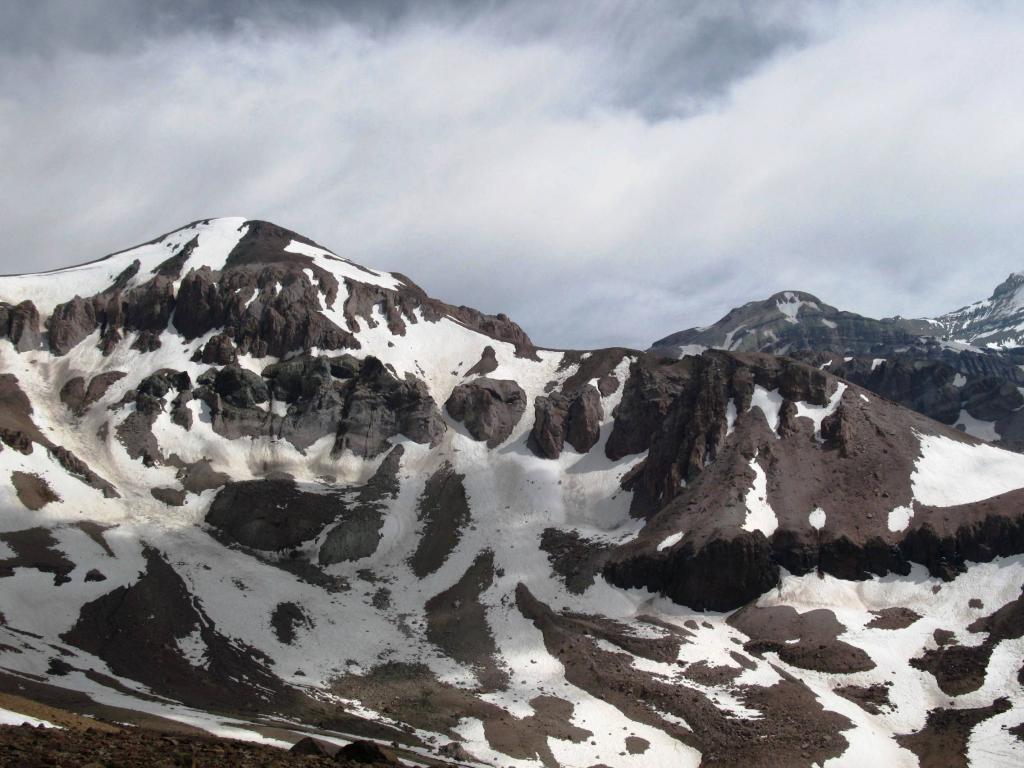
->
[0,218,1022,766]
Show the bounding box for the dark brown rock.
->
[47,296,98,356]
[465,345,499,377]
[336,740,400,764]
[0,300,42,352]
[200,332,238,365]
[528,393,571,459]
[446,378,526,448]
[565,385,603,453]
[290,736,330,756]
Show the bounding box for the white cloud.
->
[1,1,1023,349]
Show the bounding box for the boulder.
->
[335,740,400,765]
[47,296,97,355]
[0,301,41,352]
[289,736,329,756]
[445,378,526,448]
[565,385,603,453]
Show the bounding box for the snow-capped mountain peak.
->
[934,270,1024,348]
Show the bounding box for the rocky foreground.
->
[0,723,420,767]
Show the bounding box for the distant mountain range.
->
[652,272,1024,356]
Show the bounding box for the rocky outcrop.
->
[197,332,238,365]
[465,345,498,377]
[529,394,571,459]
[175,265,357,358]
[606,351,833,516]
[60,371,126,416]
[445,378,526,448]
[529,385,603,459]
[604,351,1024,610]
[334,357,445,457]
[319,446,403,565]
[111,354,444,460]
[206,479,345,552]
[605,532,779,612]
[0,300,41,351]
[62,547,291,711]
[47,296,98,356]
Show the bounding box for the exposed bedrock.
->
[0,300,41,351]
[319,445,403,565]
[604,350,1024,611]
[38,220,539,367]
[828,352,1024,430]
[61,546,291,712]
[607,351,832,517]
[60,371,126,416]
[445,378,526,448]
[605,532,779,612]
[114,354,445,459]
[528,385,603,459]
[208,447,403,563]
[206,478,344,552]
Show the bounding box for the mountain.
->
[934,271,1024,349]
[0,218,1023,766]
[649,290,940,357]
[652,281,1024,452]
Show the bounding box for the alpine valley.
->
[0,217,1022,767]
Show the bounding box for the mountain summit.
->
[934,271,1024,348]
[0,219,1022,766]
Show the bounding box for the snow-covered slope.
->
[934,272,1024,350]
[0,218,1022,767]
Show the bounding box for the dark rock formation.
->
[0,300,41,351]
[408,464,471,578]
[289,736,330,756]
[336,740,400,765]
[319,446,403,565]
[47,296,97,356]
[60,371,126,416]
[606,532,778,612]
[198,332,238,365]
[445,378,526,448]
[271,602,313,645]
[206,479,345,552]
[62,547,290,711]
[465,345,499,377]
[529,385,603,459]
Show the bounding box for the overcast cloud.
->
[1,0,1023,349]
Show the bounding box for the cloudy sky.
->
[1,0,1022,349]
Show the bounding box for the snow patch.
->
[794,382,847,441]
[657,532,684,552]
[913,433,1024,506]
[0,707,59,728]
[742,454,777,537]
[750,386,783,434]
[954,408,1000,442]
[725,399,737,436]
[887,506,914,532]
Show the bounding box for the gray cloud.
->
[1,1,1023,349]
